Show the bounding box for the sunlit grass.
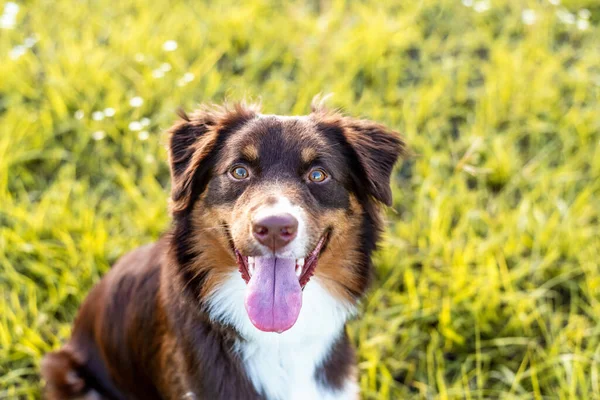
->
[1,0,599,398]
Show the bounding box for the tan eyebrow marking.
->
[301,148,317,164]
[241,145,259,161]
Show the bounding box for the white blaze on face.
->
[252,196,309,258]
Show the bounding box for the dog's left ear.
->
[313,106,406,206]
[341,119,405,206]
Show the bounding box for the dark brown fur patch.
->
[315,331,357,391]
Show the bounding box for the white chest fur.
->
[206,272,359,400]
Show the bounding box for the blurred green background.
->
[1,0,599,398]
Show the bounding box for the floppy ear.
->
[342,118,405,206]
[311,102,406,206]
[167,103,258,215]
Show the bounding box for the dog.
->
[41,98,405,400]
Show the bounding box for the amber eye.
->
[308,168,328,183]
[230,166,249,180]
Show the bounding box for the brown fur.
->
[312,195,366,301]
[241,144,260,161]
[41,100,405,399]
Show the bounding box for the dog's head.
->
[167,101,404,334]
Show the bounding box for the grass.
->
[0,0,599,398]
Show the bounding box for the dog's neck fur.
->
[204,271,358,400]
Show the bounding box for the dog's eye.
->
[308,168,328,183]
[230,166,250,180]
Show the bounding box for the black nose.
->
[252,213,298,251]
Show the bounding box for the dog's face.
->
[168,103,403,333]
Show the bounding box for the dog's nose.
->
[252,213,298,251]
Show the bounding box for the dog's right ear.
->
[168,104,258,216]
[168,108,218,213]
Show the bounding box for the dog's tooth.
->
[246,256,255,276]
[295,258,305,277]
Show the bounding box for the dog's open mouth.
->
[234,232,329,333]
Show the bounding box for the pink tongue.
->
[244,257,302,333]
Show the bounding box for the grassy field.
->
[1,0,599,398]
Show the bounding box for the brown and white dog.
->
[41,99,405,400]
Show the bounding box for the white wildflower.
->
[129,121,143,131]
[9,45,26,60]
[578,9,590,20]
[23,36,37,48]
[522,9,537,25]
[21,243,34,252]
[473,0,490,13]
[92,111,104,121]
[163,40,178,51]
[92,131,106,141]
[0,15,15,29]
[1,2,19,29]
[4,2,19,15]
[577,19,589,30]
[177,72,195,87]
[129,96,144,107]
[557,9,575,24]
